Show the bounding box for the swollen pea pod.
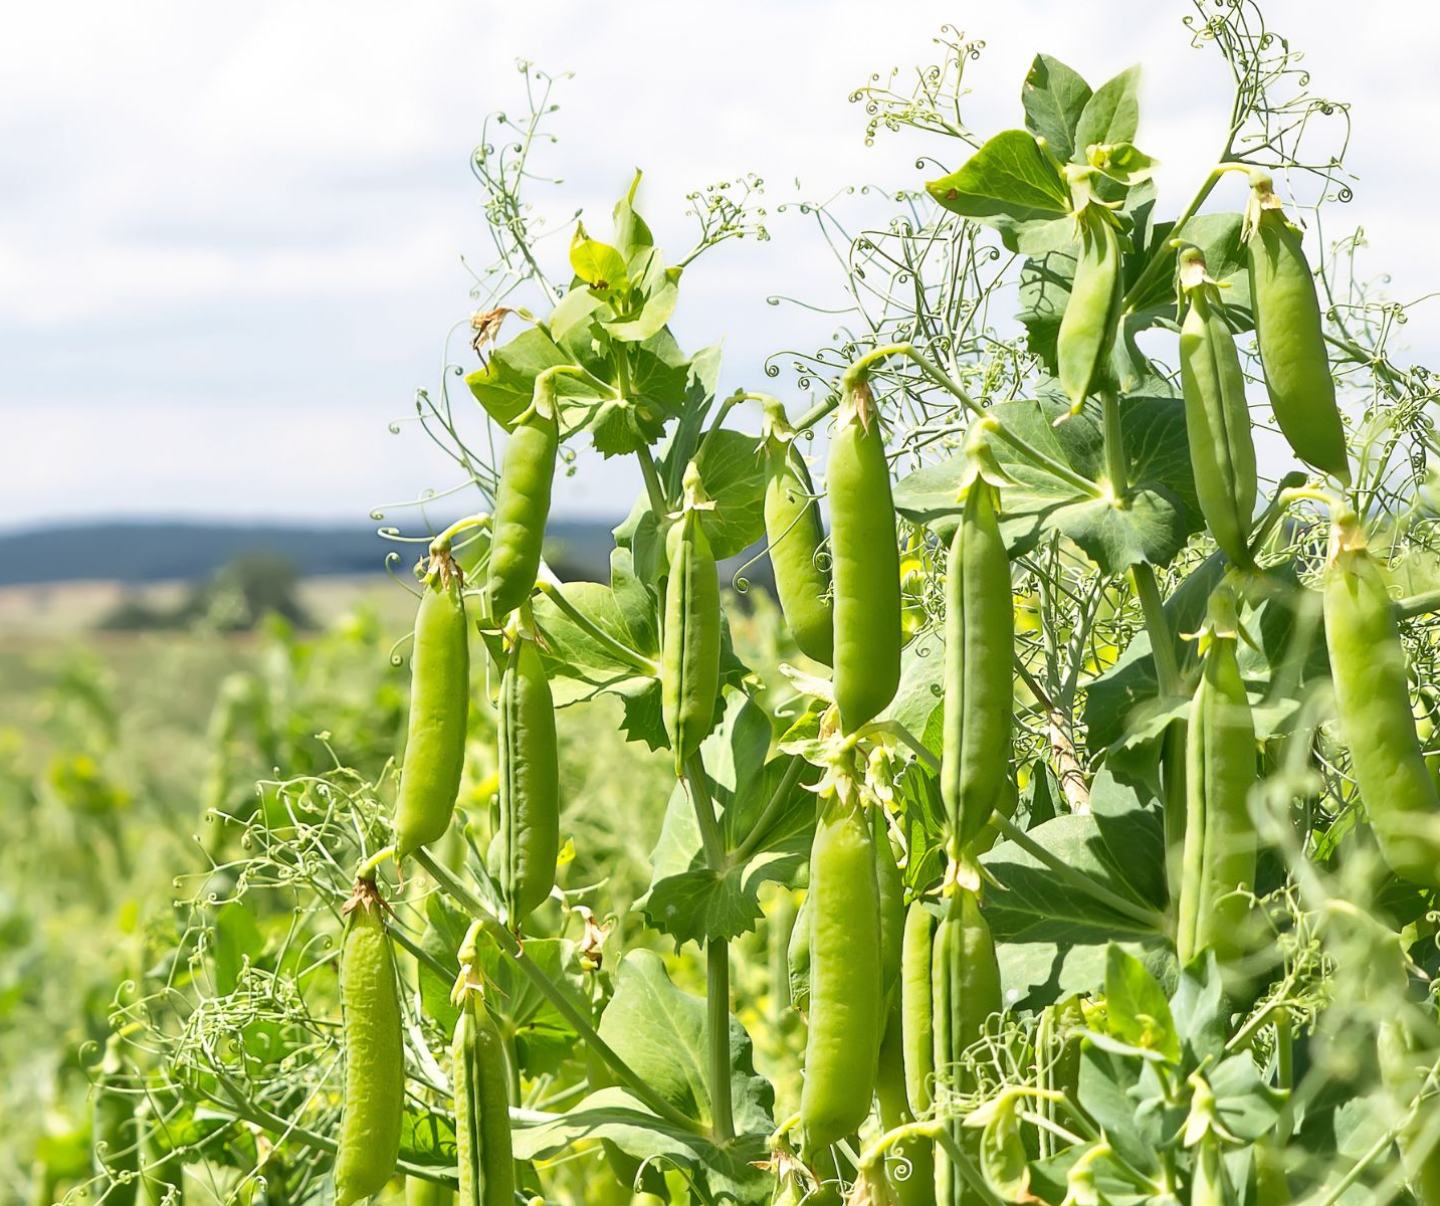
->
[828,375,902,733]
[874,809,905,1002]
[1245,173,1349,482]
[1174,587,1257,972]
[393,548,470,862]
[1057,202,1124,414]
[334,880,404,1206]
[761,405,834,666]
[942,478,1014,851]
[486,367,571,619]
[451,927,516,1206]
[931,889,1002,1204]
[92,1035,139,1206]
[800,790,883,1153]
[900,901,937,1120]
[495,632,560,927]
[1324,515,1440,887]
[1178,246,1258,567]
[662,463,722,773]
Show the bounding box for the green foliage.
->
[21,8,1440,1204]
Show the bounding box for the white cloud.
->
[2,0,1438,527]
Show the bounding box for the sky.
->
[3,0,1438,534]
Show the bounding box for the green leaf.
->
[417,891,469,1037]
[465,327,573,430]
[978,1093,1031,1199]
[1209,1054,1288,1141]
[613,170,655,264]
[1073,65,1141,157]
[1022,54,1093,164]
[512,1087,773,1204]
[982,804,1168,1010]
[570,223,629,292]
[1076,1045,1165,1176]
[926,130,1071,235]
[882,626,945,746]
[893,395,1200,575]
[1088,141,1157,188]
[595,950,775,1140]
[640,696,816,944]
[693,429,766,559]
[609,546,659,657]
[471,937,585,1078]
[605,259,682,343]
[1103,944,1181,1065]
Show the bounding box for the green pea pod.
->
[764,433,834,666]
[335,882,404,1206]
[92,1035,139,1206]
[1324,517,1440,886]
[1178,246,1258,567]
[876,999,937,1205]
[874,810,905,1003]
[662,466,722,773]
[931,889,1001,1203]
[942,480,1013,850]
[453,993,516,1206]
[394,552,470,862]
[800,794,882,1153]
[1057,204,1123,414]
[1175,589,1257,971]
[901,901,936,1118]
[406,1177,456,1205]
[486,377,560,619]
[1245,175,1349,482]
[787,892,811,1014]
[828,379,902,733]
[495,634,560,927]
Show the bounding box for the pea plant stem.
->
[684,754,736,1141]
[412,849,703,1135]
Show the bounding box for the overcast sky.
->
[3,0,1437,533]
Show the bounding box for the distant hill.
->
[0,519,624,587]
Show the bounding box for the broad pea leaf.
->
[640,695,816,945]
[1170,950,1227,1067]
[597,951,773,1136]
[1022,54,1093,164]
[893,394,1200,575]
[926,130,1071,249]
[1077,1044,1165,1175]
[1209,1053,1288,1141]
[1073,65,1141,156]
[693,429,766,559]
[609,545,659,656]
[881,626,945,743]
[570,224,629,292]
[512,1086,772,1205]
[1128,212,1251,327]
[465,327,574,430]
[982,807,1166,1010]
[1101,944,1181,1065]
[471,936,585,1078]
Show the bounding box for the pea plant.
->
[82,4,1440,1204]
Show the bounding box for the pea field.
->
[11,3,1440,1204]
